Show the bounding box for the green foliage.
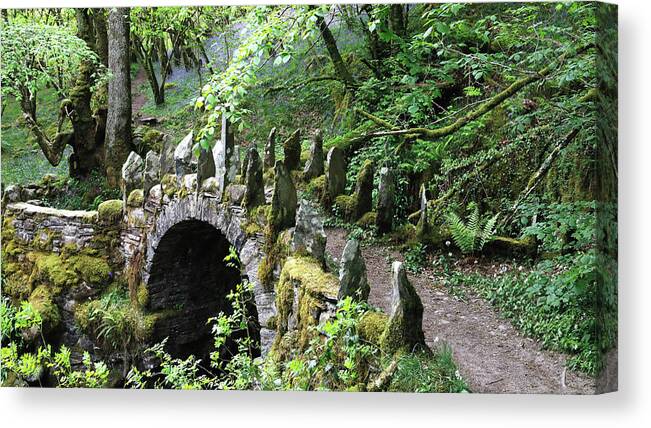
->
[404,243,428,274]
[389,347,468,393]
[43,170,121,210]
[446,204,498,254]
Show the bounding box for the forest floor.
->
[325,227,597,394]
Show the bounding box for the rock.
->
[354,160,374,220]
[303,128,324,180]
[121,151,144,205]
[3,184,22,204]
[243,147,265,209]
[159,135,176,175]
[226,184,246,206]
[376,167,395,234]
[379,261,426,354]
[197,146,216,185]
[200,177,220,197]
[326,147,346,202]
[214,115,236,192]
[264,127,276,170]
[283,129,301,171]
[292,199,327,265]
[415,184,430,241]
[174,131,194,178]
[232,145,242,181]
[269,160,297,233]
[338,238,369,301]
[143,150,161,198]
[241,146,249,178]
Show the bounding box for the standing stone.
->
[174,131,194,178]
[214,114,236,192]
[303,128,324,180]
[240,146,249,178]
[143,150,161,198]
[264,127,276,169]
[283,129,301,171]
[292,199,327,265]
[243,147,265,209]
[376,167,396,234]
[338,238,370,301]
[379,261,426,354]
[354,160,374,220]
[415,185,430,241]
[326,147,346,200]
[197,146,216,183]
[160,134,176,175]
[269,160,297,233]
[121,151,144,205]
[3,185,22,204]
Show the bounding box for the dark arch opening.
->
[146,219,260,365]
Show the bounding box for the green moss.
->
[243,221,263,237]
[334,194,356,220]
[127,189,144,207]
[161,173,178,198]
[136,283,149,308]
[3,273,31,300]
[290,170,304,187]
[28,252,78,289]
[357,211,377,229]
[273,256,339,353]
[97,199,124,224]
[305,174,327,202]
[142,128,164,152]
[28,284,61,332]
[358,311,389,346]
[263,169,275,186]
[68,254,110,285]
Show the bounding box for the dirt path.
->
[131,67,148,117]
[325,227,596,394]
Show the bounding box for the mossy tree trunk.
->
[106,7,133,187]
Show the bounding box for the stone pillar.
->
[283,129,301,171]
[379,261,426,354]
[303,128,324,180]
[264,127,276,170]
[269,160,297,233]
[415,184,430,241]
[121,151,143,208]
[215,114,236,192]
[174,131,194,179]
[143,150,161,198]
[326,147,346,201]
[376,166,396,234]
[292,199,327,265]
[338,238,369,301]
[354,160,374,220]
[243,147,265,209]
[159,134,176,175]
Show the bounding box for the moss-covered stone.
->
[357,211,377,229]
[353,160,374,220]
[3,273,31,300]
[127,189,144,207]
[28,252,78,289]
[28,284,61,332]
[97,199,124,224]
[68,254,110,285]
[358,311,389,347]
[334,194,356,221]
[142,128,164,152]
[273,256,338,355]
[305,175,327,202]
[161,173,178,198]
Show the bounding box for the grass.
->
[389,346,469,393]
[1,88,71,186]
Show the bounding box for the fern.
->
[446,207,499,254]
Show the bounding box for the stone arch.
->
[141,195,276,357]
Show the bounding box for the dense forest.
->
[0,2,617,393]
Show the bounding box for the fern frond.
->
[446,211,475,254]
[479,214,499,249]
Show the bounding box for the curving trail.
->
[325,227,598,394]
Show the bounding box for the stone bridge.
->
[2,124,421,369]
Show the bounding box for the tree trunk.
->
[315,13,355,89]
[106,7,133,187]
[93,9,109,67]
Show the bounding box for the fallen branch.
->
[366,356,399,392]
[353,44,592,145]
